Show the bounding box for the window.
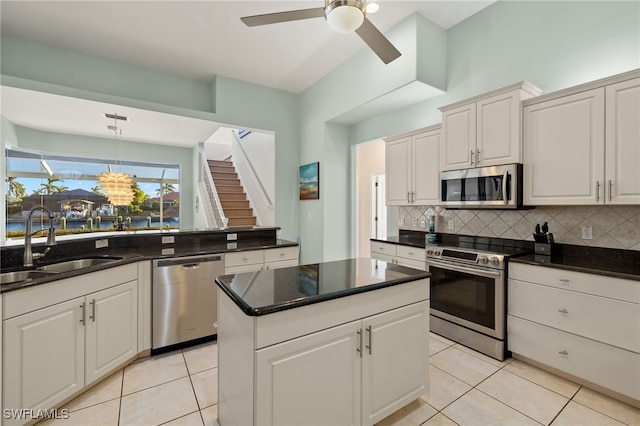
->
[5,148,180,240]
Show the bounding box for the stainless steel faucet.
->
[24,205,57,267]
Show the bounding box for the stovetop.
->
[427,234,534,257]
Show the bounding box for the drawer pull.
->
[407,251,414,255]
[558,278,570,283]
[558,308,568,314]
[558,350,568,356]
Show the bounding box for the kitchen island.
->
[215,258,430,426]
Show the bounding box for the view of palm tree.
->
[36,178,68,195]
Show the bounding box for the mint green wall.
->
[298,13,447,263]
[352,1,640,145]
[1,37,301,244]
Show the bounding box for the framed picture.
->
[299,162,319,200]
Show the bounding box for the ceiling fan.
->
[241,0,401,64]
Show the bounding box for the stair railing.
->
[198,144,228,229]
[233,131,274,210]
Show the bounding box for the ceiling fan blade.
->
[241,7,326,27]
[355,18,401,64]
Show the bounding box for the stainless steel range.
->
[425,237,531,360]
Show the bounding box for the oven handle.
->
[426,258,503,278]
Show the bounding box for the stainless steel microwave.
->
[440,164,523,209]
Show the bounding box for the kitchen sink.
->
[0,270,59,285]
[36,257,123,273]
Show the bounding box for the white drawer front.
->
[396,245,425,263]
[370,242,397,256]
[264,259,299,270]
[264,246,299,263]
[225,250,264,267]
[509,263,640,304]
[508,316,640,400]
[509,279,640,352]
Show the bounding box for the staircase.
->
[208,159,257,227]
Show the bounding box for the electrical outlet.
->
[448,220,455,230]
[581,226,593,240]
[95,239,108,249]
[419,219,426,229]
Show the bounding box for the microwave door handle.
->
[502,170,508,205]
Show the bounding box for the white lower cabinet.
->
[255,303,428,426]
[3,265,138,426]
[225,246,299,273]
[218,280,430,426]
[508,262,640,402]
[370,241,425,271]
[256,321,362,425]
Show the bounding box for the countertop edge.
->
[1,239,299,293]
[509,256,640,282]
[216,264,431,317]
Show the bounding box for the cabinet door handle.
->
[79,302,86,325]
[477,149,480,163]
[366,325,372,355]
[609,180,613,202]
[90,299,96,322]
[356,329,363,357]
[558,308,568,314]
[470,150,474,165]
[596,181,601,202]
[411,191,415,203]
[558,350,568,356]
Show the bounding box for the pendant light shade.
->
[325,0,366,33]
[98,171,134,206]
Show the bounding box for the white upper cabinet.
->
[440,82,542,171]
[524,71,640,205]
[606,78,640,204]
[385,126,440,206]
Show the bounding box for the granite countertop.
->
[510,246,640,281]
[372,230,639,281]
[216,258,431,316]
[1,228,298,293]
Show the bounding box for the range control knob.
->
[479,256,489,264]
[426,248,433,256]
[434,250,441,256]
[490,257,500,266]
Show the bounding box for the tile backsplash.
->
[397,205,640,251]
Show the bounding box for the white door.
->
[3,298,84,424]
[385,137,411,205]
[85,281,138,384]
[255,321,362,426]
[606,78,640,204]
[441,103,476,170]
[524,88,605,204]
[412,130,440,205]
[361,302,429,426]
[477,90,521,166]
[370,174,387,240]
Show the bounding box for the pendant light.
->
[98,114,135,206]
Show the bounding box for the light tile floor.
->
[40,333,639,426]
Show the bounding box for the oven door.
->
[426,258,505,339]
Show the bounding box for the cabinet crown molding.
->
[439,80,543,112]
[523,68,640,107]
[383,123,441,142]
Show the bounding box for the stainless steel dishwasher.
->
[152,254,224,350]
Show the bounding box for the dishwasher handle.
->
[154,254,223,268]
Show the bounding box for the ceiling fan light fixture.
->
[325,0,366,33]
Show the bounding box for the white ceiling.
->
[0,1,495,147]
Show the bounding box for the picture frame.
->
[299,162,319,200]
